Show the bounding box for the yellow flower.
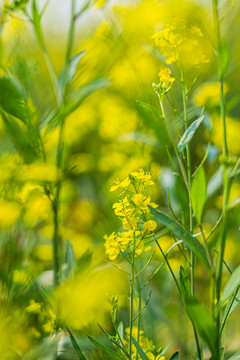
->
[153,66,175,96]
[133,194,150,209]
[110,177,131,192]
[143,220,157,233]
[158,68,175,85]
[26,300,41,314]
[0,199,21,228]
[193,82,229,107]
[104,231,132,260]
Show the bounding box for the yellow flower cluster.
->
[153,66,175,97]
[104,231,133,261]
[26,300,56,335]
[152,23,209,68]
[104,169,158,260]
[124,326,165,360]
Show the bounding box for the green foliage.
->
[59,50,86,93]
[180,267,218,358]
[219,265,240,306]
[149,207,209,267]
[169,351,180,360]
[177,115,204,152]
[131,337,150,360]
[191,166,207,224]
[0,76,28,122]
[67,326,87,360]
[87,336,125,360]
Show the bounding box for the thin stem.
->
[212,0,231,357]
[181,69,202,360]
[199,224,214,271]
[52,0,77,287]
[181,69,194,292]
[136,275,141,360]
[158,96,189,192]
[220,286,240,335]
[128,231,136,359]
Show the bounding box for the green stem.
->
[212,0,231,357]
[181,70,202,360]
[158,96,189,192]
[136,274,141,360]
[129,231,136,359]
[53,0,77,287]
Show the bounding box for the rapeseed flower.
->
[124,326,165,360]
[104,169,158,260]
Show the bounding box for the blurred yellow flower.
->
[26,300,41,314]
[193,82,229,107]
[20,162,61,183]
[0,199,21,228]
[54,267,127,330]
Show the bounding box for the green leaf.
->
[183,297,218,358]
[223,288,240,320]
[180,268,218,358]
[0,77,28,122]
[88,335,125,360]
[67,326,87,360]
[131,337,150,360]
[177,115,204,152]
[191,167,207,224]
[179,266,191,305]
[220,265,240,305]
[63,240,77,279]
[149,207,209,267]
[43,78,110,132]
[219,41,229,81]
[159,341,172,357]
[98,324,129,357]
[136,100,163,118]
[59,50,86,92]
[0,111,37,163]
[169,351,180,360]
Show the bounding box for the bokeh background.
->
[0,0,239,358]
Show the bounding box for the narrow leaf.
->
[131,337,150,360]
[0,77,27,122]
[220,265,240,305]
[136,100,162,118]
[191,167,207,224]
[63,240,77,279]
[88,336,125,360]
[158,341,172,357]
[98,323,129,356]
[67,326,87,360]
[169,351,180,360]
[43,78,109,132]
[184,297,218,358]
[149,207,209,267]
[59,50,86,91]
[177,115,204,152]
